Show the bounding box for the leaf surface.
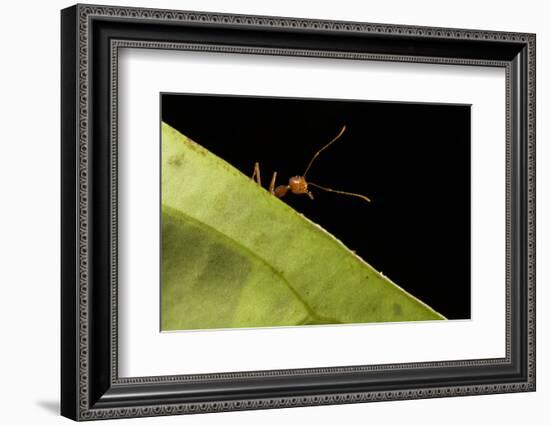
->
[161,122,445,331]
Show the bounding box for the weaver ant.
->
[251,125,371,203]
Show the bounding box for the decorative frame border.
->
[61,3,535,421]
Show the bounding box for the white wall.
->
[0,0,546,424]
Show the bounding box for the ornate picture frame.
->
[61,4,535,421]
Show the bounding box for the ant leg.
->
[251,162,262,186]
[269,171,277,194]
[306,191,314,200]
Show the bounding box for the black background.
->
[162,93,471,320]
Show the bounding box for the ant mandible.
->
[251,125,371,203]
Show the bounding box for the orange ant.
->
[251,125,371,203]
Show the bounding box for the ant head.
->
[288,176,308,194]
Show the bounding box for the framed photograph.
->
[61,4,536,421]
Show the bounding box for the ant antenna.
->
[303,125,347,178]
[308,182,371,203]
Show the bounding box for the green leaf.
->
[161,122,445,331]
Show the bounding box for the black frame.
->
[61,4,536,421]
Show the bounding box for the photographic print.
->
[160,93,471,331]
[61,6,535,418]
